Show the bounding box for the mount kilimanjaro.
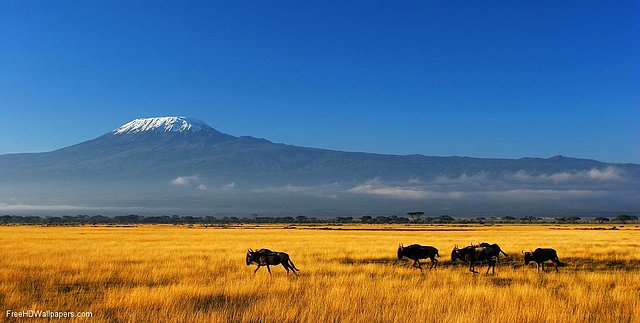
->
[1,116,638,216]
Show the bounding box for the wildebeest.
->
[451,245,475,264]
[523,248,562,272]
[479,243,509,263]
[468,246,499,274]
[451,243,509,264]
[452,243,508,274]
[246,248,300,275]
[397,244,439,270]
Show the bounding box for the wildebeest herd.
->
[247,243,562,275]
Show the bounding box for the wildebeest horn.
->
[521,250,525,254]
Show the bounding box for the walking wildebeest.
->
[452,243,508,274]
[523,248,562,272]
[246,248,300,275]
[479,243,509,263]
[468,245,499,274]
[397,244,439,270]
[451,243,509,265]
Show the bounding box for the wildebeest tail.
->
[288,259,300,272]
[435,251,440,258]
[500,249,509,257]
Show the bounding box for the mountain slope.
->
[0,116,638,216]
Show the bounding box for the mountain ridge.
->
[0,116,638,216]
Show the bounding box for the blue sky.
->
[1,1,638,162]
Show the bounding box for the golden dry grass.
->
[1,224,639,322]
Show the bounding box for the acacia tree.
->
[594,217,609,224]
[566,216,581,224]
[615,214,638,224]
[407,211,424,223]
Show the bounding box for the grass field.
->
[1,224,639,322]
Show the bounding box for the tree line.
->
[0,214,637,225]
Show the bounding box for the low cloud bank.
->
[348,180,465,200]
[507,166,624,184]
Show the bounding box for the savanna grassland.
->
[1,224,639,322]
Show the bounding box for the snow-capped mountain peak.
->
[113,116,211,135]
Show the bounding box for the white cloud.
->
[171,176,201,186]
[586,167,623,181]
[507,167,624,184]
[348,180,465,200]
[430,172,489,185]
[221,182,235,190]
[171,175,209,190]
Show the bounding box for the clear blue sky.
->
[1,1,638,162]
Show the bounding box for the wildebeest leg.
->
[254,265,261,274]
[469,263,477,274]
[288,263,299,276]
[430,257,437,269]
[415,259,423,271]
[554,261,559,272]
[283,259,298,276]
[288,259,300,273]
[266,264,272,274]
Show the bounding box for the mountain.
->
[1,116,638,216]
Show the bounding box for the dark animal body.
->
[451,243,508,264]
[452,243,509,274]
[246,248,300,275]
[524,248,562,272]
[397,244,439,270]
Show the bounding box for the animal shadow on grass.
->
[562,258,639,271]
[338,257,401,266]
[191,294,264,313]
[489,277,513,287]
[56,283,91,294]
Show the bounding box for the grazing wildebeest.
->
[246,248,300,275]
[451,245,475,264]
[523,248,562,272]
[397,244,439,270]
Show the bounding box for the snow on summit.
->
[113,116,210,134]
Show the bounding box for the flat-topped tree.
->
[615,214,638,224]
[407,211,424,223]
